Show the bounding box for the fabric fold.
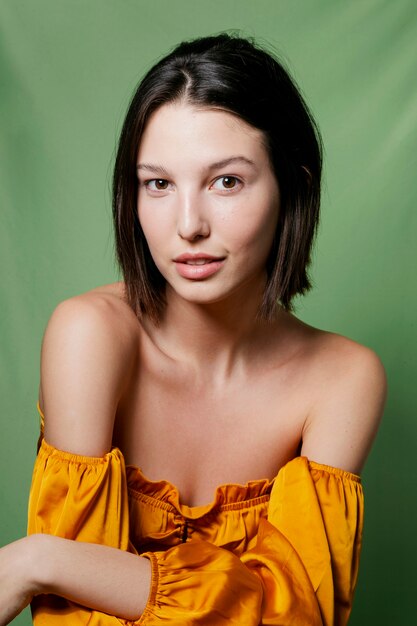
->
[241,518,323,625]
[140,541,263,625]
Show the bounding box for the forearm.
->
[33,534,152,620]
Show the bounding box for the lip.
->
[173,253,225,262]
[173,253,225,280]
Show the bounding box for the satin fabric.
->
[28,403,364,625]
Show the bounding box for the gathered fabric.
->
[28,403,364,625]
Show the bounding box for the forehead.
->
[137,102,269,164]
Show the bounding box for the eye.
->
[144,179,170,191]
[211,176,242,191]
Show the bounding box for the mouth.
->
[180,259,221,266]
[173,254,226,280]
[173,254,225,265]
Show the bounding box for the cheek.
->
[138,202,170,253]
[138,210,170,276]
[217,201,279,255]
[139,214,158,248]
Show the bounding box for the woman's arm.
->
[29,293,154,618]
[40,292,138,456]
[0,535,151,625]
[301,337,387,474]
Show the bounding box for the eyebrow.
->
[136,156,257,175]
[208,156,257,170]
[136,163,170,175]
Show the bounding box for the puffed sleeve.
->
[139,543,263,625]
[241,456,364,626]
[27,436,144,625]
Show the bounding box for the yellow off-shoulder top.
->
[28,402,364,625]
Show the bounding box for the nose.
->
[176,191,210,242]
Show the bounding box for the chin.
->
[173,286,228,306]
[167,278,259,309]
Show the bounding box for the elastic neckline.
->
[124,454,361,519]
[126,465,274,519]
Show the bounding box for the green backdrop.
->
[1,1,416,624]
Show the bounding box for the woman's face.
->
[136,101,280,307]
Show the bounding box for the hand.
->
[0,535,43,626]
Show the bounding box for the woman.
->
[0,33,386,625]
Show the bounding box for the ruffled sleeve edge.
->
[133,552,160,625]
[307,459,362,483]
[37,437,124,466]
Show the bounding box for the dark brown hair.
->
[112,32,323,323]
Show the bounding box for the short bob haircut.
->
[112,32,322,324]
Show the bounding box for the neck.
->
[149,277,281,379]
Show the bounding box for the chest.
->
[114,354,309,507]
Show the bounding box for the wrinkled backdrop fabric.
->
[0,1,416,625]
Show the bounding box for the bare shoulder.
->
[309,328,387,383]
[45,281,137,331]
[298,323,388,475]
[40,282,140,456]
